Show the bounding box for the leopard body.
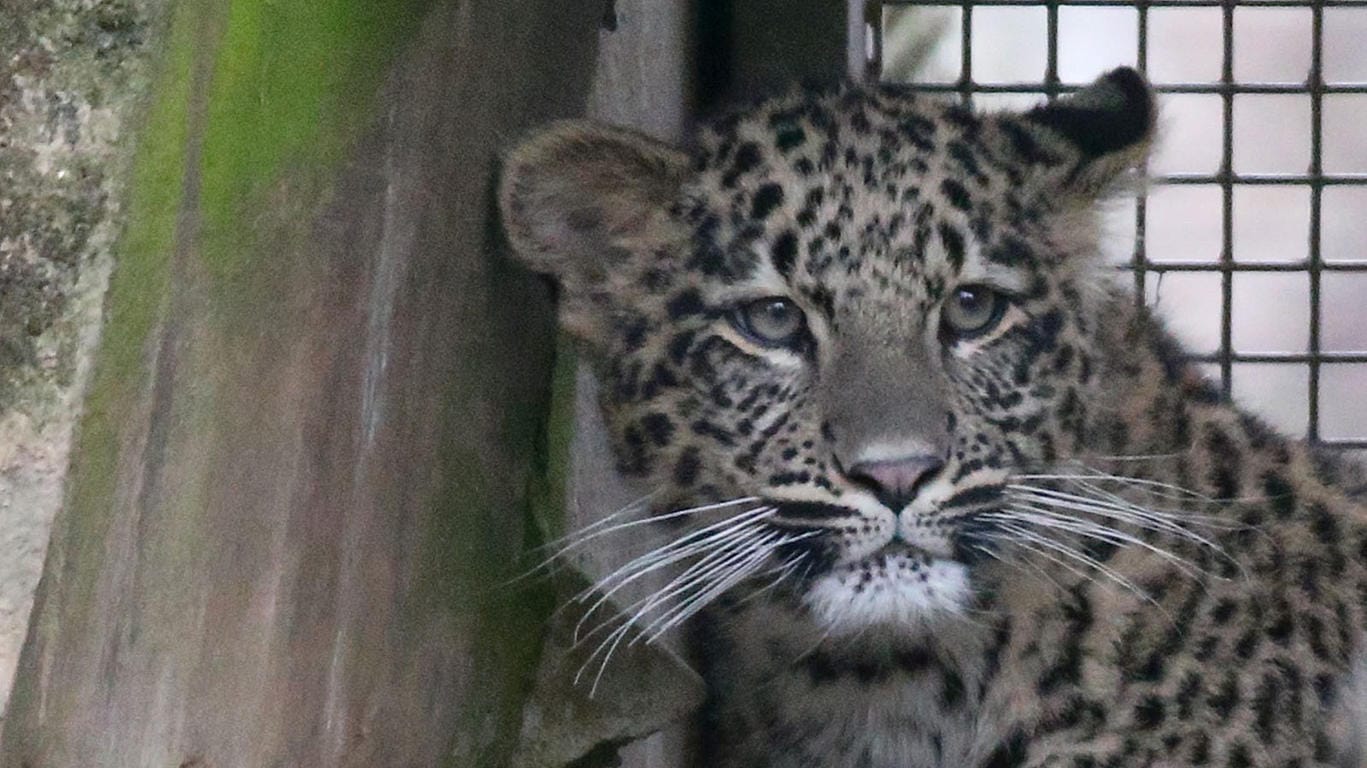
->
[500,69,1367,768]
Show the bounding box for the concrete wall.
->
[0,0,696,765]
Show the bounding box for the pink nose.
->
[846,454,945,511]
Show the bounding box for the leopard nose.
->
[844,454,945,512]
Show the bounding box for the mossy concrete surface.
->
[0,0,165,732]
[0,0,669,764]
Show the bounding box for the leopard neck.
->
[1086,290,1358,515]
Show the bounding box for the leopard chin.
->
[803,545,975,635]
[763,483,996,633]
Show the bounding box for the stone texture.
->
[0,0,163,730]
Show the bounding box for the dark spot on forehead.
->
[937,221,966,272]
[940,178,972,212]
[987,236,1032,267]
[666,289,706,320]
[723,142,763,187]
[752,183,785,220]
[947,140,986,182]
[668,330,695,363]
[769,112,808,152]
[772,230,798,277]
[674,446,701,486]
[641,412,675,446]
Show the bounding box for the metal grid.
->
[870,0,1367,450]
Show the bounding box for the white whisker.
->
[509,494,764,589]
[544,496,760,572]
[639,534,788,643]
[988,506,1206,577]
[1057,477,1237,526]
[1006,484,1236,545]
[572,506,775,642]
[572,503,775,604]
[538,492,657,552]
[572,530,763,693]
[979,531,1093,584]
[1016,471,1214,503]
[1070,451,1190,463]
[575,525,804,696]
[642,531,818,642]
[971,542,1070,595]
[1008,483,1244,576]
[991,522,1154,603]
[501,493,656,588]
[579,525,776,647]
[733,553,809,607]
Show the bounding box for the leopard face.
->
[501,69,1156,637]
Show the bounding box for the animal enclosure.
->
[875,0,1367,454]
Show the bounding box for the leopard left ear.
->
[500,120,690,285]
[500,121,691,342]
[1023,67,1157,196]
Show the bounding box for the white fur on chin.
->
[803,554,972,636]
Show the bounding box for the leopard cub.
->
[500,68,1367,768]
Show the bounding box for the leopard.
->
[498,67,1367,768]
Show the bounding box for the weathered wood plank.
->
[0,1,634,765]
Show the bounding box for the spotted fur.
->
[500,68,1367,768]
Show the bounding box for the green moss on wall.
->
[55,0,195,629]
[197,0,430,293]
[66,0,438,628]
[5,0,596,762]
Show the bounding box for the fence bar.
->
[876,0,1365,449]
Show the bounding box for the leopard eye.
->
[942,285,1006,339]
[731,297,808,348]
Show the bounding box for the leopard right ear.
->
[499,121,690,296]
[1020,67,1157,198]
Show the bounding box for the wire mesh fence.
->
[870,0,1367,451]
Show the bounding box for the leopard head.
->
[500,68,1157,636]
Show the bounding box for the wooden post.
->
[0,1,692,765]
